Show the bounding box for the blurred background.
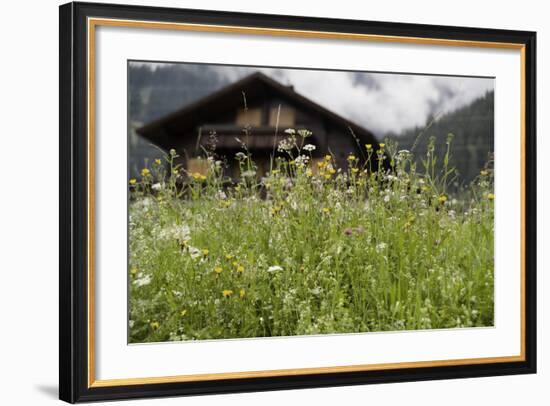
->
[129,61,494,185]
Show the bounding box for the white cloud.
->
[217,66,494,135]
[132,61,494,136]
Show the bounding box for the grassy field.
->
[128,131,494,343]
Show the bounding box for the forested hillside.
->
[385,91,494,186]
[128,64,230,176]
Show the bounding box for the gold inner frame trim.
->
[87,17,527,388]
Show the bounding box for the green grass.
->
[128,132,494,343]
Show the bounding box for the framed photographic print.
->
[59,1,537,403]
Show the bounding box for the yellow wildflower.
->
[324,154,332,161]
[328,168,336,175]
[323,207,331,214]
[214,266,223,274]
[129,178,137,185]
[232,261,239,267]
[202,249,209,257]
[347,154,356,161]
[438,195,448,204]
[180,309,187,317]
[480,170,489,176]
[200,174,207,181]
[154,158,162,165]
[141,168,150,177]
[130,267,138,275]
[225,253,234,260]
[487,193,495,201]
[150,321,160,330]
[365,144,373,150]
[317,161,326,168]
[379,143,386,148]
[324,174,331,180]
[305,169,313,178]
[222,289,233,298]
[236,265,245,273]
[351,168,359,174]
[239,289,246,299]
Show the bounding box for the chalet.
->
[137,72,382,178]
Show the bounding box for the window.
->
[269,105,295,127]
[236,107,262,126]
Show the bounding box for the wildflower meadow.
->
[128,130,494,343]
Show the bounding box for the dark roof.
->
[137,71,379,150]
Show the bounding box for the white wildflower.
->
[242,170,256,178]
[376,242,387,253]
[297,129,312,138]
[303,144,316,152]
[267,265,283,273]
[135,197,153,210]
[188,246,202,260]
[310,287,321,295]
[235,152,247,160]
[284,128,296,135]
[288,198,298,210]
[133,274,152,287]
[277,138,294,152]
[396,149,410,161]
[216,190,227,200]
[151,183,162,191]
[295,154,309,167]
[159,224,191,243]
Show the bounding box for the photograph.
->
[55,1,537,402]
[127,62,496,344]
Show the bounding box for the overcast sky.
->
[141,62,494,136]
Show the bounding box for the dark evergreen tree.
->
[385,91,494,186]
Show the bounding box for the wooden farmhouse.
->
[137,72,381,178]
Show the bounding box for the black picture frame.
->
[59,1,537,403]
